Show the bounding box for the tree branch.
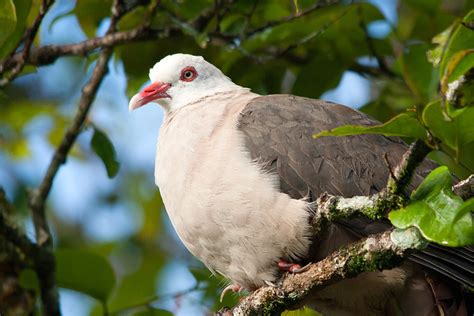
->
[0,0,348,77]
[224,228,426,315]
[245,0,340,38]
[312,140,431,235]
[222,140,436,314]
[24,1,126,314]
[0,26,177,73]
[0,0,55,87]
[453,174,474,200]
[357,5,395,78]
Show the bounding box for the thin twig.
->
[26,1,125,314]
[0,0,344,75]
[0,0,56,87]
[112,283,204,315]
[453,174,474,200]
[0,26,177,74]
[357,5,395,77]
[245,0,340,38]
[232,4,353,65]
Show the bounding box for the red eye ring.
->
[180,66,198,82]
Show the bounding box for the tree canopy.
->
[0,0,473,315]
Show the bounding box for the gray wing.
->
[237,94,473,289]
[237,94,419,199]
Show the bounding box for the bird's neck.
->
[166,84,251,113]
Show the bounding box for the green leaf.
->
[189,266,212,283]
[283,307,321,316]
[293,54,345,98]
[73,0,112,37]
[428,150,471,179]
[389,167,474,247]
[108,252,165,311]
[444,49,474,84]
[132,309,173,316]
[56,249,116,302]
[0,0,17,48]
[0,0,31,59]
[422,101,474,173]
[404,0,441,14]
[439,10,474,81]
[400,43,438,102]
[219,14,247,35]
[313,112,427,140]
[91,127,120,178]
[19,268,40,292]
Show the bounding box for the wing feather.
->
[237,94,473,288]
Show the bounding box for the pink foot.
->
[220,283,242,302]
[278,259,311,273]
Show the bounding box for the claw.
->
[220,283,242,302]
[264,280,277,287]
[289,262,312,273]
[278,259,311,273]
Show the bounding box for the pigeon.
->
[129,54,473,315]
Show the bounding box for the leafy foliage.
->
[314,7,474,249]
[55,249,116,303]
[389,167,474,247]
[91,126,120,178]
[313,112,427,139]
[0,0,473,315]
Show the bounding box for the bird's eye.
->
[180,66,198,82]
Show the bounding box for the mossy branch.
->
[311,140,431,236]
[222,140,438,315]
[222,228,426,315]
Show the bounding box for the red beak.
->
[129,82,171,110]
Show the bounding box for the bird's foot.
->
[277,259,311,273]
[220,283,242,302]
[264,280,277,287]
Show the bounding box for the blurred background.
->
[1,0,472,315]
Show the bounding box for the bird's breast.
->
[154,91,312,288]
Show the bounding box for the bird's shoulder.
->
[236,94,408,199]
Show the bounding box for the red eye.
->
[180,66,198,82]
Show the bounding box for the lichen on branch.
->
[226,228,426,315]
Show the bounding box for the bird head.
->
[129,54,239,112]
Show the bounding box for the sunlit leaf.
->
[439,10,474,81]
[443,49,474,84]
[0,0,17,48]
[91,127,120,178]
[389,167,474,247]
[422,101,474,173]
[427,25,453,66]
[0,0,32,60]
[56,249,116,302]
[313,112,427,140]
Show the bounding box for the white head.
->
[128,54,242,112]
